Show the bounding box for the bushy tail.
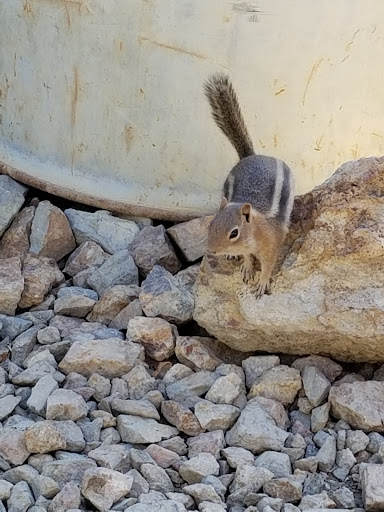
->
[204,72,254,160]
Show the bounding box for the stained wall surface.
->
[1,1,383,219]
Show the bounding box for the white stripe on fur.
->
[268,159,284,218]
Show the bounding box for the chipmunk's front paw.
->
[252,278,271,299]
[226,254,241,261]
[240,262,256,284]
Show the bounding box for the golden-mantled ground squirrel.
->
[204,73,295,298]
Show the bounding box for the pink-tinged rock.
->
[127,316,176,361]
[0,257,24,315]
[29,201,76,261]
[63,240,108,276]
[19,255,64,309]
[0,206,35,260]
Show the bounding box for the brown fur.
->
[207,204,286,297]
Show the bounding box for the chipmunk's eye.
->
[229,228,239,239]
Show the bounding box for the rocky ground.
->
[0,172,384,512]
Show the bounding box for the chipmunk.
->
[204,73,295,298]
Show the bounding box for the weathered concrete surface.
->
[194,157,384,363]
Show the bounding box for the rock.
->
[0,206,35,260]
[81,467,133,511]
[248,366,302,405]
[183,483,222,505]
[222,447,255,468]
[230,465,274,495]
[129,447,156,469]
[87,285,136,324]
[291,356,343,383]
[161,400,203,436]
[335,447,356,473]
[0,395,21,421]
[42,458,97,488]
[140,463,174,493]
[166,371,217,401]
[54,294,96,317]
[63,241,108,276]
[146,444,180,468]
[19,255,64,309]
[302,366,330,407]
[87,373,111,401]
[11,324,42,367]
[117,415,178,443]
[139,265,195,324]
[367,432,384,453]
[109,298,143,330]
[0,315,32,341]
[0,480,13,500]
[199,502,226,512]
[59,337,143,378]
[159,437,188,456]
[242,356,280,389]
[29,201,76,261]
[329,381,384,431]
[46,389,88,421]
[24,422,67,453]
[126,468,150,498]
[346,430,370,454]
[166,492,194,510]
[72,266,97,288]
[175,336,223,371]
[187,430,225,459]
[263,477,302,503]
[254,452,292,478]
[331,487,356,509]
[167,216,213,263]
[195,401,240,431]
[7,481,34,512]
[123,364,156,399]
[48,482,81,512]
[226,401,289,454]
[194,157,384,362]
[131,225,181,275]
[37,326,61,345]
[127,317,176,361]
[127,502,185,512]
[111,398,160,420]
[163,363,194,385]
[206,372,243,405]
[88,444,129,471]
[361,464,384,511]
[249,397,289,430]
[87,250,139,296]
[64,209,139,253]
[33,474,60,500]
[179,453,220,484]
[0,175,28,237]
[47,420,85,452]
[316,435,336,472]
[299,491,336,510]
[311,403,330,433]
[0,257,24,315]
[0,427,31,465]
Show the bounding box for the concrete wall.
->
[1,0,384,219]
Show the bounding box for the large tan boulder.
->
[194,157,384,362]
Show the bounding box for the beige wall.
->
[1,1,384,219]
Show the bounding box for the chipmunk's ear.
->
[220,197,228,209]
[241,203,251,223]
